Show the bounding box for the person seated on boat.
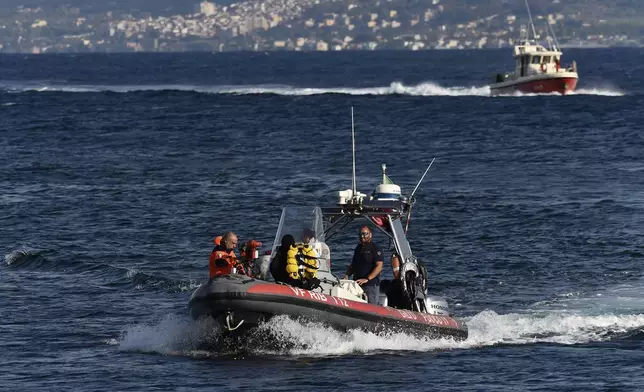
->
[270,234,320,290]
[209,231,245,278]
[380,252,412,309]
[269,234,295,284]
[343,226,384,304]
[301,228,331,270]
[380,278,408,310]
[286,241,321,290]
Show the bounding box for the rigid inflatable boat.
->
[189,273,466,339]
[189,112,467,341]
[189,169,468,341]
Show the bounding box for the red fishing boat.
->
[490,2,578,95]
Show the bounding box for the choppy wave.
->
[114,268,202,293]
[1,81,624,97]
[4,246,45,266]
[3,246,200,293]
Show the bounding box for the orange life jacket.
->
[209,247,239,278]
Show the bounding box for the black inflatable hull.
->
[188,275,468,340]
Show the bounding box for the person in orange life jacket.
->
[343,226,384,304]
[209,232,242,278]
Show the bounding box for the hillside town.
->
[0,0,641,53]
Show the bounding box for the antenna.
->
[405,157,435,234]
[410,157,436,198]
[524,0,537,41]
[351,107,357,198]
[548,22,561,51]
[544,21,551,50]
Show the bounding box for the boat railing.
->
[557,60,577,73]
[570,60,578,73]
[542,59,577,74]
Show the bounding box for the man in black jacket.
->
[343,226,384,304]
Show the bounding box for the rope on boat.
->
[224,311,244,331]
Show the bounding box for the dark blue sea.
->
[1,48,643,391]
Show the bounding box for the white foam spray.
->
[117,314,222,356]
[114,306,644,358]
[571,87,625,96]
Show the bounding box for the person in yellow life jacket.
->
[209,232,240,278]
[285,242,321,290]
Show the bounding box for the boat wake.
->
[1,81,624,97]
[1,81,488,96]
[115,305,644,358]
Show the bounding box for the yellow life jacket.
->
[286,243,318,280]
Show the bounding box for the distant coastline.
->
[1,0,643,53]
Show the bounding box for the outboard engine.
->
[424,295,450,316]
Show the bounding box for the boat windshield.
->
[270,206,330,271]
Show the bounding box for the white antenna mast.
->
[544,21,552,50]
[548,22,561,51]
[351,107,357,198]
[411,157,436,198]
[404,157,436,234]
[524,0,537,41]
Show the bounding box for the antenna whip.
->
[411,158,436,198]
[351,107,357,197]
[524,0,537,40]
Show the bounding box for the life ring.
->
[540,63,547,73]
[371,216,385,226]
[371,215,392,232]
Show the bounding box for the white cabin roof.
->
[514,41,562,57]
